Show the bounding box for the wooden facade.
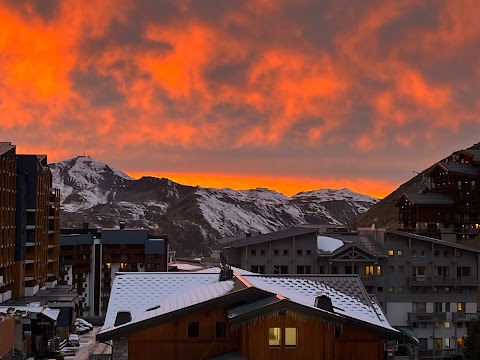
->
[125,308,385,360]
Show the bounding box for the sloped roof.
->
[431,162,480,177]
[397,192,454,206]
[0,142,15,156]
[98,268,397,341]
[219,227,318,248]
[388,230,480,253]
[318,233,386,257]
[0,306,60,321]
[461,149,480,163]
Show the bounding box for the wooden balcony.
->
[407,312,446,323]
[452,312,480,323]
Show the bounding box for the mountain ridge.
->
[51,156,379,255]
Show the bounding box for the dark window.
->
[274,265,289,274]
[283,249,289,256]
[306,249,312,255]
[273,249,279,256]
[296,266,310,274]
[319,266,324,274]
[251,265,265,274]
[296,250,302,256]
[260,249,266,256]
[215,322,226,339]
[188,321,200,338]
[250,249,256,256]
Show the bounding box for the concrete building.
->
[219,226,480,359]
[59,224,168,317]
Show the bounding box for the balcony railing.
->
[456,276,479,286]
[408,312,446,323]
[452,312,480,323]
[408,276,432,286]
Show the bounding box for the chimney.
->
[219,265,234,281]
[119,221,126,230]
[114,311,132,326]
[314,293,333,313]
[245,233,251,238]
[82,222,89,230]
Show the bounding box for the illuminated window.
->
[388,250,394,256]
[445,338,451,348]
[377,266,383,276]
[106,263,111,269]
[397,250,403,256]
[365,266,374,277]
[269,327,281,346]
[457,302,466,312]
[457,337,463,348]
[445,322,450,328]
[285,328,297,347]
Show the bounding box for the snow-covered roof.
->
[99,267,397,341]
[317,235,344,253]
[101,271,223,331]
[240,275,394,332]
[0,305,60,321]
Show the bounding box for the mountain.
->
[51,156,379,255]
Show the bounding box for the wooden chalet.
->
[97,268,399,360]
[396,144,480,243]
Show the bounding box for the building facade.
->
[59,224,168,317]
[396,144,480,244]
[220,226,480,358]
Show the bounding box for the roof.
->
[144,239,165,255]
[388,230,480,253]
[0,142,15,156]
[219,227,318,248]
[394,326,420,345]
[461,149,480,163]
[430,162,480,177]
[60,233,94,246]
[0,305,60,321]
[98,268,397,341]
[396,192,454,206]
[318,233,386,256]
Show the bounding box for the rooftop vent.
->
[314,293,333,313]
[114,311,132,326]
[146,305,161,312]
[119,221,126,230]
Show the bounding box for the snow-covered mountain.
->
[50,156,379,255]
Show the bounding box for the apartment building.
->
[59,223,168,317]
[220,226,480,358]
[0,143,61,301]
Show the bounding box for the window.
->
[388,286,394,293]
[445,322,450,329]
[419,338,428,350]
[444,251,450,257]
[457,267,471,277]
[457,250,463,258]
[388,266,394,273]
[251,249,256,256]
[434,250,440,257]
[365,265,374,277]
[388,250,394,256]
[457,302,466,312]
[188,322,200,338]
[297,266,311,274]
[377,287,383,292]
[436,267,448,277]
[398,266,404,272]
[445,303,450,312]
[420,250,426,257]
[434,338,442,350]
[319,266,324,274]
[285,328,297,347]
[106,263,111,269]
[412,266,426,277]
[251,265,265,274]
[377,266,383,276]
[274,249,279,256]
[269,327,281,346]
[215,322,226,339]
[412,250,417,257]
[283,249,289,256]
[306,249,312,256]
[260,249,266,256]
[457,322,463,328]
[398,250,403,256]
[413,302,426,313]
[398,286,403,293]
[296,249,303,256]
[434,302,443,313]
[274,265,288,274]
[434,322,440,328]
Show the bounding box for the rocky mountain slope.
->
[51,156,378,255]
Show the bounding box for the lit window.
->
[445,322,450,329]
[269,327,281,346]
[365,265,374,277]
[412,250,417,257]
[285,328,297,347]
[377,266,383,276]
[398,286,403,293]
[445,338,451,348]
[388,287,394,292]
[388,250,394,256]
[106,263,111,269]
[398,250,403,256]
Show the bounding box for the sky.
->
[1,0,480,198]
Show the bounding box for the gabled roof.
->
[98,268,398,341]
[0,142,15,156]
[460,149,480,163]
[429,161,480,177]
[219,227,318,248]
[0,305,60,321]
[395,192,454,206]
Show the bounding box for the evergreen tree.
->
[463,318,480,360]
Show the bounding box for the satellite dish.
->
[371,223,376,230]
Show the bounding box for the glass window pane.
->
[269,327,281,346]
[285,328,297,347]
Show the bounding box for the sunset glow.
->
[2,1,480,198]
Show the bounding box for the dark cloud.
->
[70,67,125,108]
[5,0,61,22]
[205,59,251,86]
